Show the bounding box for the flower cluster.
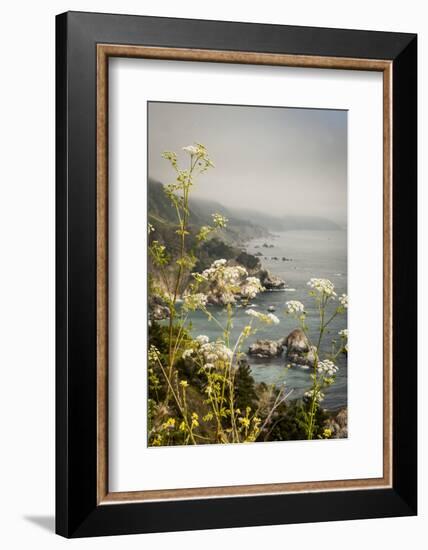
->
[199,341,233,369]
[198,260,263,306]
[182,143,214,171]
[182,145,200,156]
[161,151,177,167]
[285,300,305,314]
[203,260,247,284]
[182,349,194,359]
[307,278,337,297]
[304,388,325,402]
[149,240,168,266]
[195,334,209,345]
[148,345,161,364]
[317,359,339,377]
[196,225,213,242]
[182,292,208,311]
[241,277,264,300]
[212,213,228,228]
[339,294,348,308]
[339,328,348,352]
[148,222,155,234]
[246,309,280,325]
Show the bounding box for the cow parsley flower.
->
[338,329,348,338]
[162,151,177,165]
[339,294,348,308]
[182,349,194,359]
[199,341,233,368]
[307,278,337,297]
[246,308,262,319]
[199,260,257,306]
[304,388,325,402]
[241,276,264,299]
[148,345,161,363]
[182,292,208,311]
[197,225,213,242]
[317,359,339,377]
[182,144,199,156]
[195,335,209,345]
[246,309,280,325]
[285,300,305,314]
[267,313,280,325]
[212,213,228,228]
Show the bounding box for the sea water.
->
[186,229,348,410]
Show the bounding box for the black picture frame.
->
[56,11,417,538]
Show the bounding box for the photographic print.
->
[57,15,417,536]
[147,101,348,447]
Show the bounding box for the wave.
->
[265,288,292,292]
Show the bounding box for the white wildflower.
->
[148,222,155,234]
[338,329,348,338]
[205,353,218,363]
[304,388,325,402]
[317,359,339,377]
[241,276,264,300]
[182,145,199,156]
[246,309,280,325]
[219,291,236,305]
[339,294,348,308]
[267,313,280,325]
[192,272,208,283]
[246,308,262,319]
[285,300,305,314]
[182,349,194,359]
[211,259,227,268]
[307,278,337,297]
[148,345,161,363]
[182,292,208,311]
[195,335,209,345]
[212,213,228,228]
[199,341,233,368]
[199,260,252,306]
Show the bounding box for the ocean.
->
[185,229,348,410]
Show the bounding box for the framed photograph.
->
[56,11,417,538]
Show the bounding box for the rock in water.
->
[257,269,286,290]
[248,339,284,358]
[284,328,317,367]
[285,328,309,353]
[287,346,317,368]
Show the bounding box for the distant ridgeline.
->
[147,178,342,274]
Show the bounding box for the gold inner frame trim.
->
[96,44,393,505]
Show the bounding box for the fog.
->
[148,102,347,223]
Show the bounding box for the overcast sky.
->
[148,102,347,222]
